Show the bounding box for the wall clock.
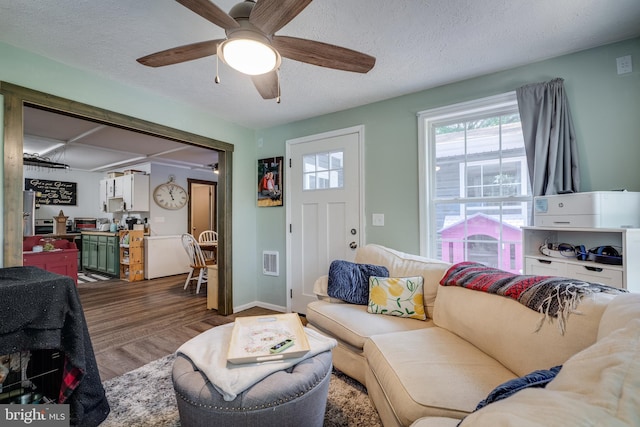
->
[153,176,188,210]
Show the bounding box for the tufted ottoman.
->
[172,350,332,427]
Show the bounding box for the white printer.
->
[534,191,640,228]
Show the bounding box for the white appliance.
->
[534,191,640,228]
[144,235,191,279]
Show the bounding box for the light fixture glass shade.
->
[220,38,278,75]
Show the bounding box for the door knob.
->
[349,241,358,249]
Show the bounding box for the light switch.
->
[372,213,385,226]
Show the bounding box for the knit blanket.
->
[440,262,626,334]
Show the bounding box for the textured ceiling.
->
[2,0,639,131]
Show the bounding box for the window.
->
[418,93,532,273]
[303,151,344,190]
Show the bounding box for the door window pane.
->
[303,150,344,190]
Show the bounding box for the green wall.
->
[0,42,259,308]
[255,37,640,308]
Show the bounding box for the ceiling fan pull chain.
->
[276,68,281,104]
[214,55,221,84]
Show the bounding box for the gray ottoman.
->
[172,350,332,427]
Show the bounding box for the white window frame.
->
[417,92,530,258]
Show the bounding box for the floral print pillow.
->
[367,276,426,320]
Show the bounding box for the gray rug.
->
[101,353,382,427]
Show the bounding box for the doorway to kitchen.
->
[2,81,235,315]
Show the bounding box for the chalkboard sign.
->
[25,178,77,206]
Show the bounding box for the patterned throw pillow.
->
[327,260,389,305]
[367,276,426,320]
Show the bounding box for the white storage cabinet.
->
[100,174,150,213]
[522,226,640,292]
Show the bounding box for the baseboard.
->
[233,300,286,314]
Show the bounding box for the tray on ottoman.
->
[227,313,310,364]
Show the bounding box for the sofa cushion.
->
[306,300,431,351]
[459,318,640,426]
[327,260,389,305]
[355,244,450,318]
[410,418,460,427]
[433,285,614,377]
[598,293,640,340]
[368,276,426,320]
[364,327,517,423]
[313,275,346,303]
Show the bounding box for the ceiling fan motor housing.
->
[228,1,256,20]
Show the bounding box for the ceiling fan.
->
[137,0,376,100]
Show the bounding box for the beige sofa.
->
[306,244,640,426]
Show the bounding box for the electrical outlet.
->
[616,55,632,75]
[372,213,385,226]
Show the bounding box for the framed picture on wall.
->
[257,156,284,207]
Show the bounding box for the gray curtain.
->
[516,78,580,196]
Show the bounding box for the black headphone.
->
[586,246,622,265]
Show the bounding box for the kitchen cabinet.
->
[82,232,119,276]
[100,174,150,213]
[122,174,150,212]
[522,226,640,292]
[120,230,144,282]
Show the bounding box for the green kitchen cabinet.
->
[82,232,119,276]
[83,234,98,270]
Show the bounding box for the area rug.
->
[101,353,382,427]
[77,272,114,284]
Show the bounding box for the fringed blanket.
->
[440,262,626,334]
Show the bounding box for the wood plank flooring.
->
[77,274,277,381]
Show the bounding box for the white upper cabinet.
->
[122,174,150,212]
[100,174,150,212]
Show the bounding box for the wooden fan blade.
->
[272,36,375,73]
[176,0,239,30]
[251,71,279,99]
[249,0,312,35]
[137,40,223,67]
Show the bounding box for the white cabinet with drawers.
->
[522,226,640,292]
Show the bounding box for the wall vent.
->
[262,251,279,276]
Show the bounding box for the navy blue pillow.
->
[457,366,562,426]
[327,260,389,305]
[476,365,562,410]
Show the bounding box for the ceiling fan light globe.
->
[221,38,279,75]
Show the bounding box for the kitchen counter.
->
[80,230,120,237]
[31,233,82,241]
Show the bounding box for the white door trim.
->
[285,125,366,313]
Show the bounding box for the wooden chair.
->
[181,233,215,294]
[198,230,218,263]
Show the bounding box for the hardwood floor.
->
[77,274,277,381]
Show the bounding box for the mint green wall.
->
[256,37,640,308]
[2,37,639,311]
[0,42,259,307]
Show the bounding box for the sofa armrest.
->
[313,275,345,303]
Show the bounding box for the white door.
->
[286,126,364,314]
